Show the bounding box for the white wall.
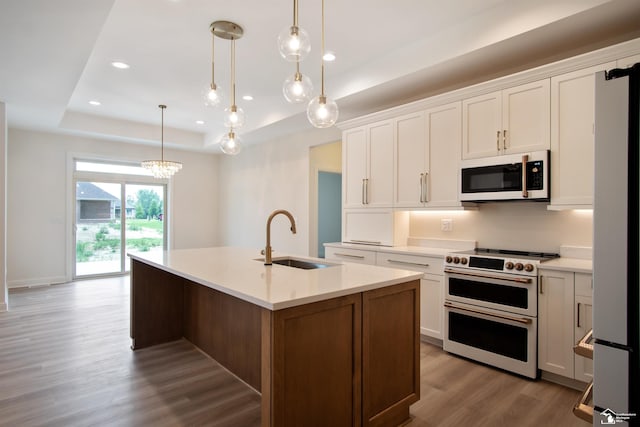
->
[217,127,340,256]
[7,128,219,287]
[0,103,7,310]
[410,203,593,253]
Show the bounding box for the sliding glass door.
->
[123,184,165,271]
[75,181,123,276]
[73,160,167,279]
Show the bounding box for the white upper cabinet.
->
[426,102,462,208]
[343,120,394,209]
[549,62,615,209]
[394,112,427,208]
[395,103,462,208]
[462,79,550,159]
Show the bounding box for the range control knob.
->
[453,257,460,264]
[460,257,468,265]
[445,256,453,263]
[515,263,524,271]
[505,262,514,270]
[524,264,534,272]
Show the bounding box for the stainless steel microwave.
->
[459,150,549,202]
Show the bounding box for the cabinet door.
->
[420,274,443,340]
[502,79,550,154]
[550,63,614,207]
[574,272,593,382]
[395,112,427,208]
[462,91,501,159]
[342,209,394,247]
[538,269,575,378]
[426,101,461,207]
[343,127,367,208]
[367,121,395,207]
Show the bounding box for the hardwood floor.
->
[0,277,587,426]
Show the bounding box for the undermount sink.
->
[257,257,337,270]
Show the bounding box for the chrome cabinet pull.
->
[539,275,543,294]
[387,259,430,267]
[522,154,529,198]
[365,178,369,204]
[334,252,365,259]
[423,172,429,203]
[444,301,532,325]
[361,178,366,205]
[496,130,501,150]
[503,129,508,150]
[419,173,424,203]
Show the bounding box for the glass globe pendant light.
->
[223,36,245,128]
[204,30,223,107]
[283,61,313,103]
[277,0,311,62]
[219,128,242,155]
[307,0,338,128]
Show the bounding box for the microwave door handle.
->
[522,154,529,198]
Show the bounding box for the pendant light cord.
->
[211,32,215,86]
[320,0,325,97]
[160,105,165,163]
[231,38,236,106]
[293,0,298,28]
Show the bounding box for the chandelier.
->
[141,105,183,178]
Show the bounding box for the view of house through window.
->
[74,161,166,278]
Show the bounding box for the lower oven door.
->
[443,301,537,379]
[445,268,537,317]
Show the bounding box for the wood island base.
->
[131,259,420,427]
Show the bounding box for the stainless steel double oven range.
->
[443,248,558,379]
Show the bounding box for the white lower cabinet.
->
[420,274,444,340]
[376,253,444,340]
[538,268,593,382]
[324,246,376,265]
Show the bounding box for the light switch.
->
[441,218,453,232]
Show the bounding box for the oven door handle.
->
[444,301,533,325]
[444,268,533,284]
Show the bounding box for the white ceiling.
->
[1,0,640,153]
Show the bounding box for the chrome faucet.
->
[263,209,297,265]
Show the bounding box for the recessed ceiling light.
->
[195,120,205,125]
[242,95,253,101]
[111,61,130,69]
[323,52,336,62]
[88,100,101,106]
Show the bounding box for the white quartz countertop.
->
[538,257,593,274]
[129,247,423,310]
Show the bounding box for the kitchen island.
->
[129,247,422,427]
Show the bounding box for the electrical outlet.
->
[441,218,453,232]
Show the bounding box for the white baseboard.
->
[8,276,67,289]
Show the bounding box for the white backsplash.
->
[409,202,593,254]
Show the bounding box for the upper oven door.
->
[459,150,549,201]
[444,268,537,317]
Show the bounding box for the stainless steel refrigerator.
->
[593,64,639,426]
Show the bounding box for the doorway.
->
[317,171,341,257]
